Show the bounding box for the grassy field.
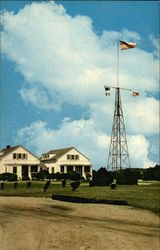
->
[0,180,159,214]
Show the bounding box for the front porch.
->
[10,165,40,180]
[60,165,92,179]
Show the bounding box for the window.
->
[75,155,79,160]
[67,166,73,173]
[85,166,90,173]
[43,154,49,159]
[61,166,64,173]
[13,153,16,159]
[67,155,70,160]
[51,167,54,173]
[18,154,21,159]
[75,166,82,176]
[13,166,17,174]
[67,155,79,160]
[13,153,27,160]
[22,154,26,159]
[31,166,38,172]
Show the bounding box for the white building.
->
[0,145,40,180]
[40,147,92,179]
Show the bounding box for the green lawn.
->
[0,180,159,214]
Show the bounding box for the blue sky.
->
[1,1,159,169]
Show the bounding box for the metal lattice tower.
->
[105,40,139,174]
[107,87,130,172]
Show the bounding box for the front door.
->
[22,165,28,178]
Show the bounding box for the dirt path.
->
[0,197,159,250]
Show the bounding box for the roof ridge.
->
[47,147,74,153]
[0,145,20,152]
[0,145,38,159]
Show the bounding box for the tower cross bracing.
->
[107,88,130,172]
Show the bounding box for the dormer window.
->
[75,155,79,160]
[13,153,16,159]
[67,155,70,160]
[43,154,49,159]
[13,153,27,160]
[67,154,79,160]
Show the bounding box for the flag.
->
[104,86,110,96]
[131,91,139,96]
[120,41,136,50]
[105,87,110,91]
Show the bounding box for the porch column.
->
[73,166,76,172]
[90,165,92,180]
[28,165,32,180]
[18,165,22,180]
[64,166,67,173]
[38,165,41,172]
[82,165,85,179]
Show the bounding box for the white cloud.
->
[122,96,159,135]
[1,1,159,110]
[128,135,156,168]
[19,86,61,111]
[149,34,159,57]
[1,1,159,168]
[90,96,159,135]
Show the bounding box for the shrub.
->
[86,173,91,181]
[14,182,18,189]
[60,173,69,180]
[142,165,160,181]
[0,182,5,190]
[110,183,116,189]
[68,171,81,181]
[54,172,61,180]
[26,181,31,188]
[0,174,7,181]
[32,170,49,180]
[70,181,80,191]
[48,173,56,180]
[155,167,160,181]
[62,179,66,187]
[22,177,30,181]
[0,173,17,181]
[43,180,50,192]
[89,180,94,187]
[134,169,142,179]
[116,169,138,185]
[91,168,113,186]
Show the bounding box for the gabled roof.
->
[42,147,90,161]
[0,145,20,158]
[0,145,38,159]
[46,147,74,160]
